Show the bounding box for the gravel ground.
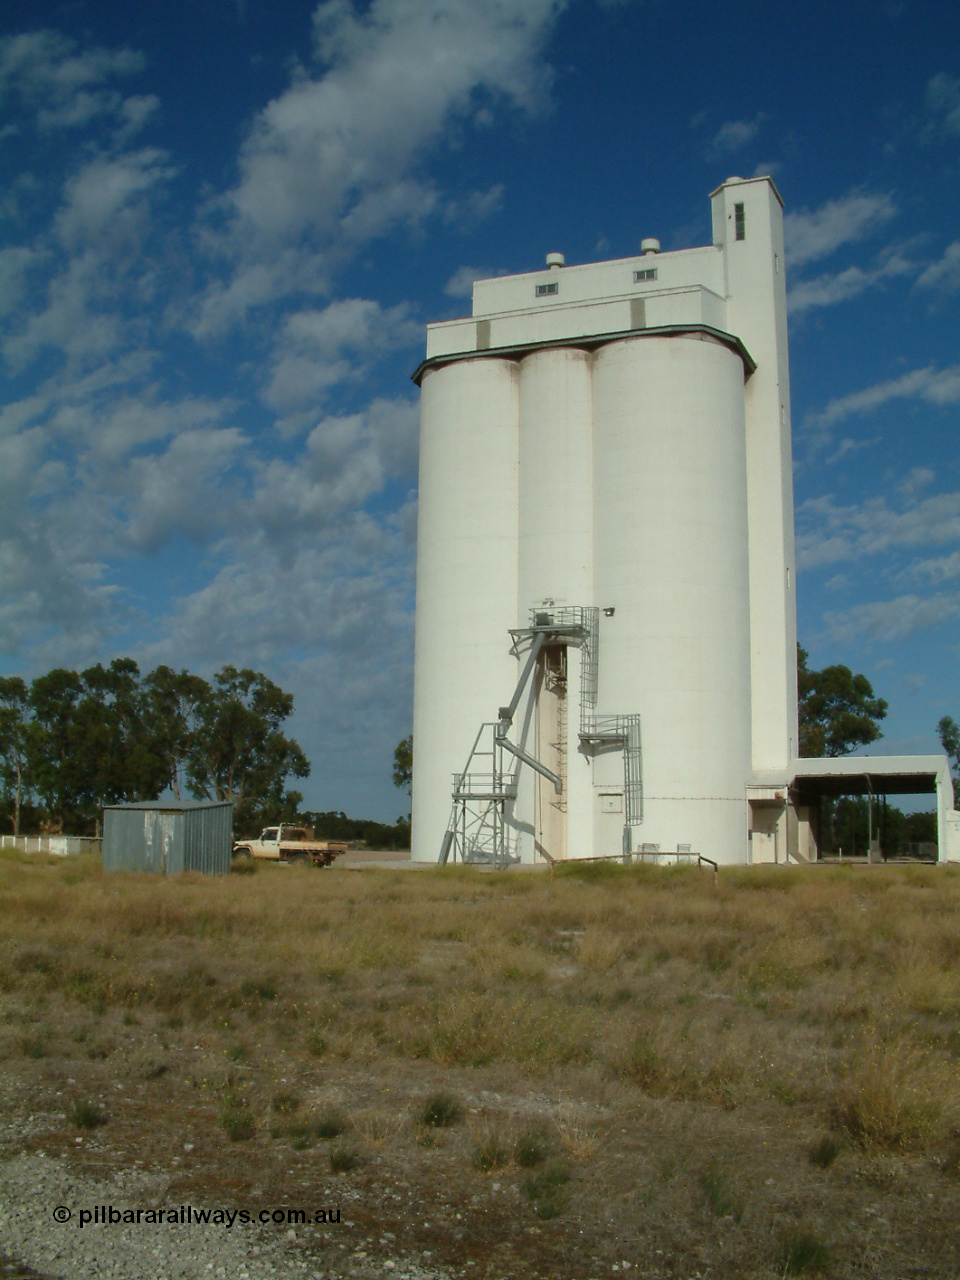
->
[0,1150,457,1280]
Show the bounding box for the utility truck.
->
[232,825,347,866]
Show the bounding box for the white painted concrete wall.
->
[591,335,752,860]
[711,177,798,771]
[411,359,520,863]
[412,178,796,866]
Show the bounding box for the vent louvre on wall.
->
[535,282,559,297]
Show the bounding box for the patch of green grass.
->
[522,1162,570,1219]
[329,1142,361,1172]
[312,1105,345,1139]
[698,1166,742,1220]
[808,1135,842,1169]
[777,1228,832,1275]
[420,1091,461,1129]
[219,1090,256,1141]
[21,1035,48,1059]
[272,1089,300,1114]
[240,979,277,1001]
[306,1030,326,1056]
[514,1125,550,1168]
[69,1100,107,1129]
[471,1128,511,1172]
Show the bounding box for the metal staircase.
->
[438,605,642,866]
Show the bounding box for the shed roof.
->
[750,754,952,798]
[102,799,234,812]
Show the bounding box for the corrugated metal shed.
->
[102,800,234,875]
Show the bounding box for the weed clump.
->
[313,1105,345,1139]
[777,1228,832,1275]
[808,1135,842,1169]
[219,1090,256,1141]
[470,1122,511,1172]
[832,1040,956,1151]
[329,1143,361,1172]
[420,1091,461,1129]
[522,1162,570,1219]
[70,1100,107,1129]
[21,1035,48,1059]
[698,1165,742,1220]
[514,1125,550,1167]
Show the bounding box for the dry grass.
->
[2,852,960,1277]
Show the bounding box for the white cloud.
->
[0,30,145,132]
[787,248,914,314]
[783,192,896,268]
[442,183,505,226]
[193,0,566,331]
[242,396,419,553]
[262,299,419,425]
[444,265,497,297]
[0,246,41,317]
[899,466,935,496]
[710,114,765,155]
[926,72,960,135]
[1,147,176,376]
[55,148,175,247]
[114,94,160,141]
[823,593,960,644]
[916,241,960,293]
[909,550,960,585]
[807,364,960,431]
[796,490,960,571]
[2,252,125,372]
[123,427,248,554]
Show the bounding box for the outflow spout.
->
[494,727,563,793]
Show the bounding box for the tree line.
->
[0,661,309,837]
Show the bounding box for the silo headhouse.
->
[410,178,957,866]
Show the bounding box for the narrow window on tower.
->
[536,281,559,297]
[734,203,745,241]
[633,268,657,282]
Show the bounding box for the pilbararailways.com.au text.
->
[52,1205,341,1229]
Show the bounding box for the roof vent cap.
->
[640,238,660,256]
[545,252,565,269]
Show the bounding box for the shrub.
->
[471,1122,511,1172]
[313,1106,345,1140]
[808,1136,841,1169]
[219,1091,256,1141]
[329,1143,361,1172]
[777,1228,832,1275]
[522,1162,570,1220]
[70,1100,107,1129]
[832,1040,956,1151]
[514,1125,550,1168]
[698,1166,742,1220]
[420,1091,461,1129]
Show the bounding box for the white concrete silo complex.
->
[410,177,958,865]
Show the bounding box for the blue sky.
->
[0,0,958,820]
